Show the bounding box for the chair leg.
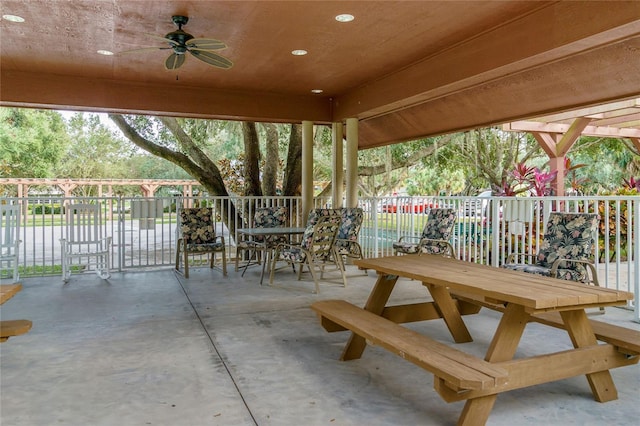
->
[221,250,227,276]
[183,244,190,279]
[307,260,320,294]
[269,249,279,284]
[333,249,347,287]
[61,256,68,283]
[175,239,182,273]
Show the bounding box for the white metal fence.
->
[2,195,637,320]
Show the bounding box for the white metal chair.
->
[1,204,22,283]
[60,203,112,282]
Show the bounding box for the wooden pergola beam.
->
[503,121,640,139]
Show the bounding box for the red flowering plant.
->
[497,162,557,196]
[621,176,640,194]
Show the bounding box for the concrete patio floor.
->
[1,263,639,426]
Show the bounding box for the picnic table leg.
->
[560,309,618,402]
[340,273,398,361]
[425,283,472,343]
[458,303,529,426]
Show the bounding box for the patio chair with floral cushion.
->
[175,207,226,278]
[392,208,457,258]
[269,212,344,294]
[503,212,600,287]
[235,206,288,275]
[334,207,364,262]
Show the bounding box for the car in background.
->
[400,199,438,213]
[381,200,398,213]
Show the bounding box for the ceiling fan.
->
[121,15,233,70]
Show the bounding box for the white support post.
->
[332,122,344,208]
[345,118,359,208]
[302,121,314,221]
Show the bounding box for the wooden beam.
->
[531,133,558,157]
[0,70,332,124]
[504,121,640,138]
[557,117,592,156]
[532,99,640,123]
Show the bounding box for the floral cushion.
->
[335,208,363,257]
[180,207,216,244]
[247,206,288,245]
[253,206,289,244]
[393,208,457,255]
[503,263,586,282]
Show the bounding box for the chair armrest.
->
[335,238,363,258]
[550,258,600,286]
[505,253,536,264]
[418,238,456,259]
[397,235,421,244]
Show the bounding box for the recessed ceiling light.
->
[2,14,25,23]
[97,50,114,56]
[311,89,323,94]
[291,49,308,56]
[335,14,354,22]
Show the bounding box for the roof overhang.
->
[1,1,639,149]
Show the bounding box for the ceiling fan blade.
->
[189,50,233,69]
[165,53,186,70]
[117,46,170,55]
[186,38,227,50]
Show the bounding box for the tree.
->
[108,114,302,235]
[0,108,69,180]
[56,113,134,196]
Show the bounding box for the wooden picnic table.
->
[0,283,32,343]
[311,255,638,426]
[1,283,22,305]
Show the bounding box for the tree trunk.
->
[262,123,279,196]
[282,124,302,196]
[242,122,262,196]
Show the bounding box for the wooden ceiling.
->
[1,1,639,149]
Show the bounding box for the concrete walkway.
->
[1,265,639,426]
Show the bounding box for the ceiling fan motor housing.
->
[166,15,194,54]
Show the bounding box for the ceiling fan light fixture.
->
[291,49,308,56]
[97,50,114,56]
[311,89,323,94]
[335,14,354,22]
[2,14,25,23]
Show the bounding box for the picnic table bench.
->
[0,284,32,342]
[311,255,638,426]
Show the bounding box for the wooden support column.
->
[345,118,358,208]
[332,122,344,208]
[530,117,592,195]
[302,120,314,221]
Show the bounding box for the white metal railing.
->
[1,195,637,320]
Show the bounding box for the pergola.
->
[503,98,640,194]
[1,1,639,206]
